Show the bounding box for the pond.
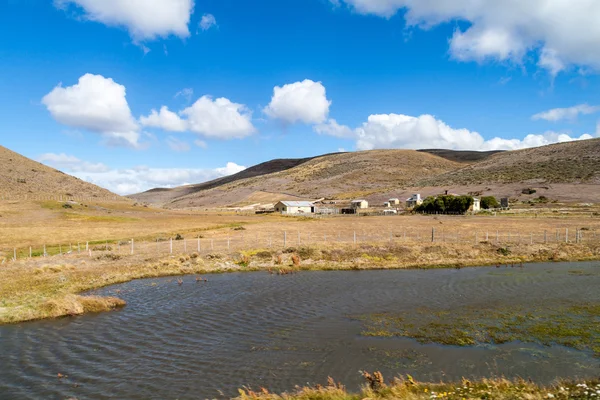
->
[1,262,599,399]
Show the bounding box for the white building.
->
[351,199,369,209]
[274,201,314,214]
[406,194,423,208]
[389,198,400,205]
[471,197,481,212]
[383,201,391,208]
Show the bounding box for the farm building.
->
[500,198,509,208]
[405,194,423,208]
[389,198,400,205]
[351,199,369,209]
[274,201,314,214]
[383,202,391,208]
[471,198,481,212]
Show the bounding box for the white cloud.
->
[140,106,187,132]
[165,136,191,152]
[317,112,595,151]
[174,88,194,102]
[264,80,331,124]
[140,96,256,139]
[531,104,600,122]
[38,153,110,173]
[199,13,217,31]
[55,0,194,41]
[37,152,247,195]
[42,73,142,148]
[334,0,600,75]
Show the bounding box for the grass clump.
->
[236,372,600,400]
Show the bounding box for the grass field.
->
[1,200,600,324]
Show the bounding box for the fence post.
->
[530,233,533,245]
[354,231,356,246]
[78,243,80,253]
[170,238,173,254]
[131,239,134,255]
[227,237,230,251]
[43,244,46,257]
[29,246,32,258]
[197,237,200,252]
[86,242,89,251]
[566,228,569,243]
[211,239,214,250]
[284,231,287,248]
[486,232,489,242]
[431,227,435,243]
[13,248,16,261]
[496,231,499,244]
[60,244,62,256]
[298,230,300,246]
[544,230,547,244]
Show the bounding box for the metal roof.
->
[278,201,314,207]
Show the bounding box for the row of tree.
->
[414,195,499,214]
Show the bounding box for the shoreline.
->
[1,240,599,325]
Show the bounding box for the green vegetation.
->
[353,303,600,356]
[415,195,474,214]
[237,373,600,400]
[480,196,500,209]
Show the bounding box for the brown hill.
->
[131,150,464,208]
[416,138,600,186]
[0,145,121,200]
[418,149,504,163]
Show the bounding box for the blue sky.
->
[1,0,599,194]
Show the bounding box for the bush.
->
[174,234,184,241]
[415,195,474,214]
[480,196,499,209]
[522,188,537,195]
[62,203,73,209]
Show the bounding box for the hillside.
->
[0,145,121,200]
[416,138,600,186]
[131,150,463,208]
[418,149,504,163]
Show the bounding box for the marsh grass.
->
[353,303,600,356]
[236,372,600,400]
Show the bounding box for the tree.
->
[480,196,499,209]
[415,195,474,214]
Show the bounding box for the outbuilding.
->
[389,198,400,205]
[351,199,369,209]
[274,201,314,214]
[471,197,481,212]
[406,194,423,209]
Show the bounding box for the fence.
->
[1,226,598,264]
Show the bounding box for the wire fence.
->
[1,226,598,264]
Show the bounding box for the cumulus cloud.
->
[54,0,194,41]
[140,96,256,139]
[316,112,595,151]
[199,14,217,31]
[140,106,187,132]
[42,73,142,148]
[334,0,600,75]
[264,80,331,124]
[38,152,247,195]
[531,104,600,122]
[38,153,110,173]
[165,136,191,152]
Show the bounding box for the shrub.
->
[62,203,73,209]
[522,188,537,195]
[174,234,184,241]
[415,195,474,214]
[233,226,246,231]
[480,196,499,209]
[497,247,511,256]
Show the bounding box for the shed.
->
[274,201,314,214]
[471,197,481,212]
[383,202,391,208]
[351,199,369,209]
[389,198,400,205]
[406,194,423,208]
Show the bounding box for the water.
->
[1,262,599,399]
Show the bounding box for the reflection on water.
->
[1,262,599,399]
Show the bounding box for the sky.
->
[1,0,600,195]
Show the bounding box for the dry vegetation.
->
[236,373,600,400]
[0,145,120,199]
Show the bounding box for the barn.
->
[274,201,314,214]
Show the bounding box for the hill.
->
[0,145,121,200]
[130,150,463,208]
[418,149,504,163]
[416,138,600,186]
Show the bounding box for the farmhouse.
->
[274,201,314,214]
[351,199,369,209]
[405,194,423,208]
